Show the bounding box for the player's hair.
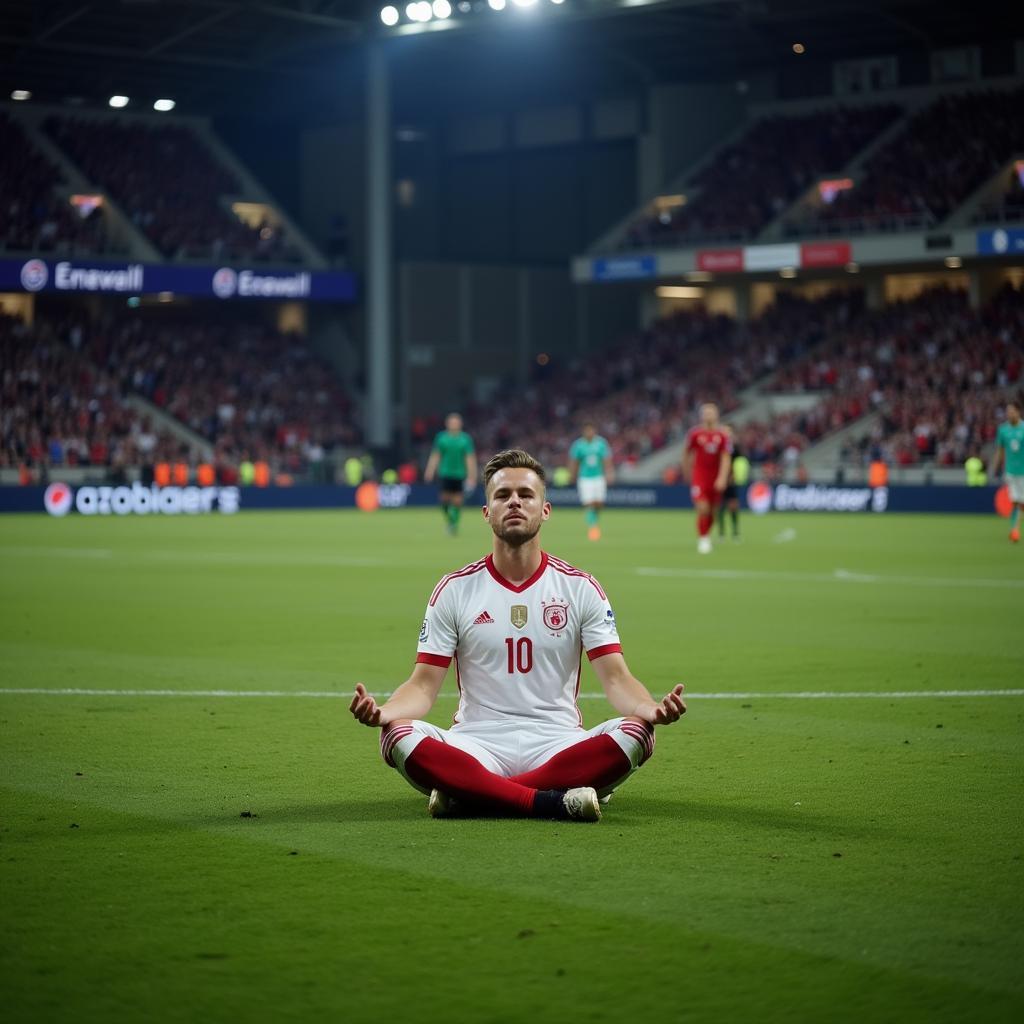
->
[483,449,547,494]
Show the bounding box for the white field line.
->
[0,688,1021,700]
[636,566,1024,589]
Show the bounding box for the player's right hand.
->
[350,683,387,727]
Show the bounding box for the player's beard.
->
[491,515,541,547]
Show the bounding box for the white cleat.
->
[562,787,602,822]
[697,536,712,555]
[428,789,451,818]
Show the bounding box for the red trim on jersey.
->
[484,551,549,593]
[416,652,452,668]
[587,643,622,661]
[428,559,486,607]
[547,553,607,599]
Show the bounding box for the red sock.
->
[697,513,712,537]
[404,738,536,815]
[508,735,630,792]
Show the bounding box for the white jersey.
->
[416,551,622,728]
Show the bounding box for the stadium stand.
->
[621,104,901,249]
[465,289,863,471]
[43,116,301,263]
[0,313,182,476]
[77,314,361,475]
[761,284,1024,470]
[0,112,110,255]
[785,86,1024,236]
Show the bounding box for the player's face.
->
[582,424,595,440]
[483,468,551,546]
[700,403,719,428]
[446,414,463,433]
[1009,404,1021,424]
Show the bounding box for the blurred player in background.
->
[990,400,1024,543]
[350,448,686,822]
[424,412,476,536]
[716,424,745,542]
[682,403,732,554]
[569,421,614,542]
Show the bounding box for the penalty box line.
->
[0,688,1022,700]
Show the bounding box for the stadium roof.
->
[1,0,1020,117]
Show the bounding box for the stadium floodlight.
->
[432,0,452,17]
[380,5,400,25]
[512,0,539,6]
[109,95,129,108]
[488,0,506,9]
[11,89,31,101]
[406,1,431,20]
[550,0,566,4]
[153,98,176,112]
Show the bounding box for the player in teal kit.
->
[991,400,1024,543]
[569,423,614,541]
[425,413,477,535]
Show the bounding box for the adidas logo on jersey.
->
[473,611,495,624]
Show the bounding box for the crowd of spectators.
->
[461,289,862,473]
[0,314,184,477]
[757,284,1024,470]
[786,86,1024,236]
[622,104,900,249]
[78,313,361,476]
[0,113,111,255]
[458,284,1021,480]
[44,116,300,264]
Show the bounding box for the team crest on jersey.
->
[542,602,569,635]
[419,619,429,642]
[510,605,528,629]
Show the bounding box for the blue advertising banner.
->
[1,481,1006,516]
[0,257,357,302]
[976,228,1024,257]
[591,255,657,281]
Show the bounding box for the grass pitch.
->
[1,507,1022,1023]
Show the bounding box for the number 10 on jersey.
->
[505,637,533,674]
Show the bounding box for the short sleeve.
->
[580,577,622,661]
[416,583,459,668]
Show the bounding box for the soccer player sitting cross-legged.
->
[349,448,687,822]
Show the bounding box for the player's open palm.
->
[350,683,388,727]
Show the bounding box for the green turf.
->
[1,508,1022,1023]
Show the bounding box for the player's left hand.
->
[636,684,687,725]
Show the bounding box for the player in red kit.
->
[682,403,732,554]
